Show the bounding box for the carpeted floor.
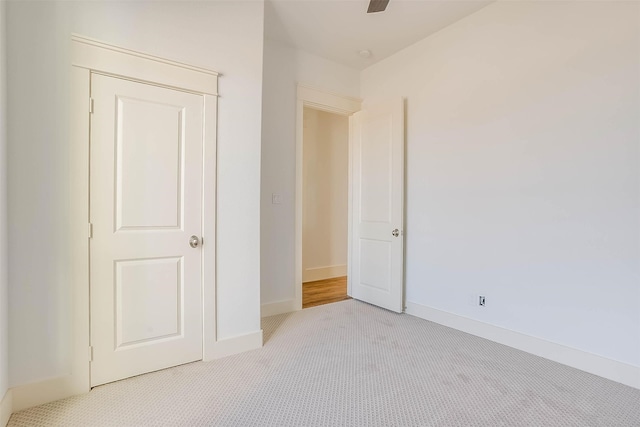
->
[9,300,640,426]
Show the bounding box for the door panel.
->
[350,98,404,313]
[115,257,182,348]
[90,73,204,386]
[116,96,185,230]
[360,115,392,223]
[359,238,391,290]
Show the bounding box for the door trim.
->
[70,35,219,395]
[72,34,218,95]
[294,84,361,310]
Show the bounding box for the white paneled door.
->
[350,98,405,313]
[90,74,204,386]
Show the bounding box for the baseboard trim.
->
[261,299,297,317]
[10,374,85,413]
[0,390,12,427]
[405,301,640,389]
[205,330,263,361]
[10,330,265,413]
[302,264,346,283]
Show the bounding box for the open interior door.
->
[349,97,405,313]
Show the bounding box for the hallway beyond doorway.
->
[302,276,349,308]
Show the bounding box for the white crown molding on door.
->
[297,84,361,116]
[294,85,361,313]
[71,34,219,96]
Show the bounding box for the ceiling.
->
[264,0,494,70]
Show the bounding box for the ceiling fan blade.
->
[367,0,389,13]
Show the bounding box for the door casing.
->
[70,34,219,394]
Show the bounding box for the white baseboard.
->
[0,390,12,427]
[302,264,347,282]
[405,301,640,390]
[11,374,84,413]
[10,331,264,413]
[261,299,297,317]
[205,330,263,361]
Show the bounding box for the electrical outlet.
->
[479,295,486,306]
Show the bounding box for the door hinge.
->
[88,346,93,362]
[89,98,94,114]
[88,223,93,239]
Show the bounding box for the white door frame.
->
[294,84,361,310]
[69,35,218,394]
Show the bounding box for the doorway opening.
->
[302,107,350,308]
[294,84,361,312]
[294,85,405,314]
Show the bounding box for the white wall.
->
[302,107,348,282]
[361,1,640,367]
[7,0,264,387]
[0,0,9,400]
[261,39,359,305]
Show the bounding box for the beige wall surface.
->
[7,0,264,387]
[0,0,8,400]
[302,108,348,282]
[260,39,360,305]
[361,1,640,367]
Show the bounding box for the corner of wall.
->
[261,299,297,317]
[10,374,88,413]
[0,390,11,427]
[205,330,263,361]
[0,0,10,412]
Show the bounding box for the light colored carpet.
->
[9,300,640,426]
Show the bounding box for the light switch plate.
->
[272,193,282,204]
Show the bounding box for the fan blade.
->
[367,0,389,13]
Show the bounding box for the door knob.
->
[392,229,400,237]
[189,235,201,248]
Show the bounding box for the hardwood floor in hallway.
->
[302,276,350,309]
